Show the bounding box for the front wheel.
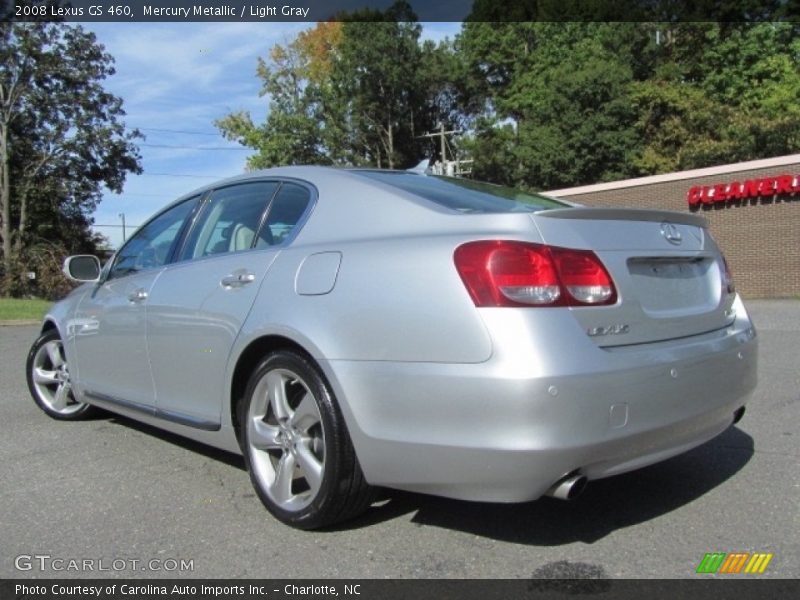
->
[241,350,374,529]
[26,329,98,420]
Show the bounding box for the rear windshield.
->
[352,171,566,213]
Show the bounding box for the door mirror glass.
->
[63,255,101,282]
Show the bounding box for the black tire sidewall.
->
[26,329,94,421]
[240,350,346,529]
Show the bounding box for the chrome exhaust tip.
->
[545,473,588,501]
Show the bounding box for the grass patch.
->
[0,297,51,321]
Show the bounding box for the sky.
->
[83,21,462,248]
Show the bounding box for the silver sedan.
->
[26,166,757,529]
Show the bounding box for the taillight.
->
[722,255,735,294]
[454,241,617,307]
[552,248,616,305]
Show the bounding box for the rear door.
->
[531,208,734,347]
[145,181,313,427]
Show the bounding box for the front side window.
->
[180,182,279,260]
[109,196,198,280]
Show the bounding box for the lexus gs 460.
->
[26,167,757,529]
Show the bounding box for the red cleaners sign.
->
[688,174,800,206]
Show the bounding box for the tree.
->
[457,21,800,189]
[0,21,142,278]
[458,22,639,189]
[217,1,455,170]
[630,22,800,174]
[328,2,429,168]
[221,18,800,190]
[216,22,342,169]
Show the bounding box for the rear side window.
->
[353,171,566,213]
[180,182,279,260]
[255,183,312,248]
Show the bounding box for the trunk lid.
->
[532,208,735,347]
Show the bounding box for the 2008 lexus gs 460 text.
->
[26,166,757,529]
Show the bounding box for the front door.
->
[72,195,199,408]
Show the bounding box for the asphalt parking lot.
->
[1,300,798,580]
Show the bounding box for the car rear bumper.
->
[321,298,758,502]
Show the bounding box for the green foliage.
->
[0,242,77,301]
[458,21,800,189]
[331,3,427,167]
[216,23,341,169]
[0,20,142,283]
[629,22,800,174]
[459,23,639,189]
[216,22,341,168]
[217,1,460,170]
[220,17,800,190]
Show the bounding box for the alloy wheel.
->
[30,337,83,416]
[246,367,326,512]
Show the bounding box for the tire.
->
[240,350,374,529]
[26,329,99,420]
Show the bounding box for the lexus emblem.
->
[660,222,682,245]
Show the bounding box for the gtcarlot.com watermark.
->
[14,554,194,573]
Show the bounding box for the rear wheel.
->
[241,350,373,529]
[26,329,98,420]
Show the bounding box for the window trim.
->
[103,177,318,282]
[253,180,316,251]
[105,193,205,282]
[174,177,317,264]
[170,190,213,263]
[175,181,281,261]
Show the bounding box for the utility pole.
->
[439,122,446,165]
[419,122,461,163]
[417,123,472,177]
[118,213,126,242]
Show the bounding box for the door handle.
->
[221,271,256,289]
[128,289,148,302]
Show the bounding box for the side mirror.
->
[63,255,101,282]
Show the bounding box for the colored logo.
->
[696,552,773,574]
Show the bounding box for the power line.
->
[145,172,225,179]
[141,143,249,151]
[138,127,221,136]
[105,192,169,198]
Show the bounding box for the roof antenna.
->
[407,158,432,175]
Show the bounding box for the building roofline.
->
[546,154,800,197]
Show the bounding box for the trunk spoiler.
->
[538,208,707,228]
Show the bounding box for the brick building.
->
[547,154,800,298]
